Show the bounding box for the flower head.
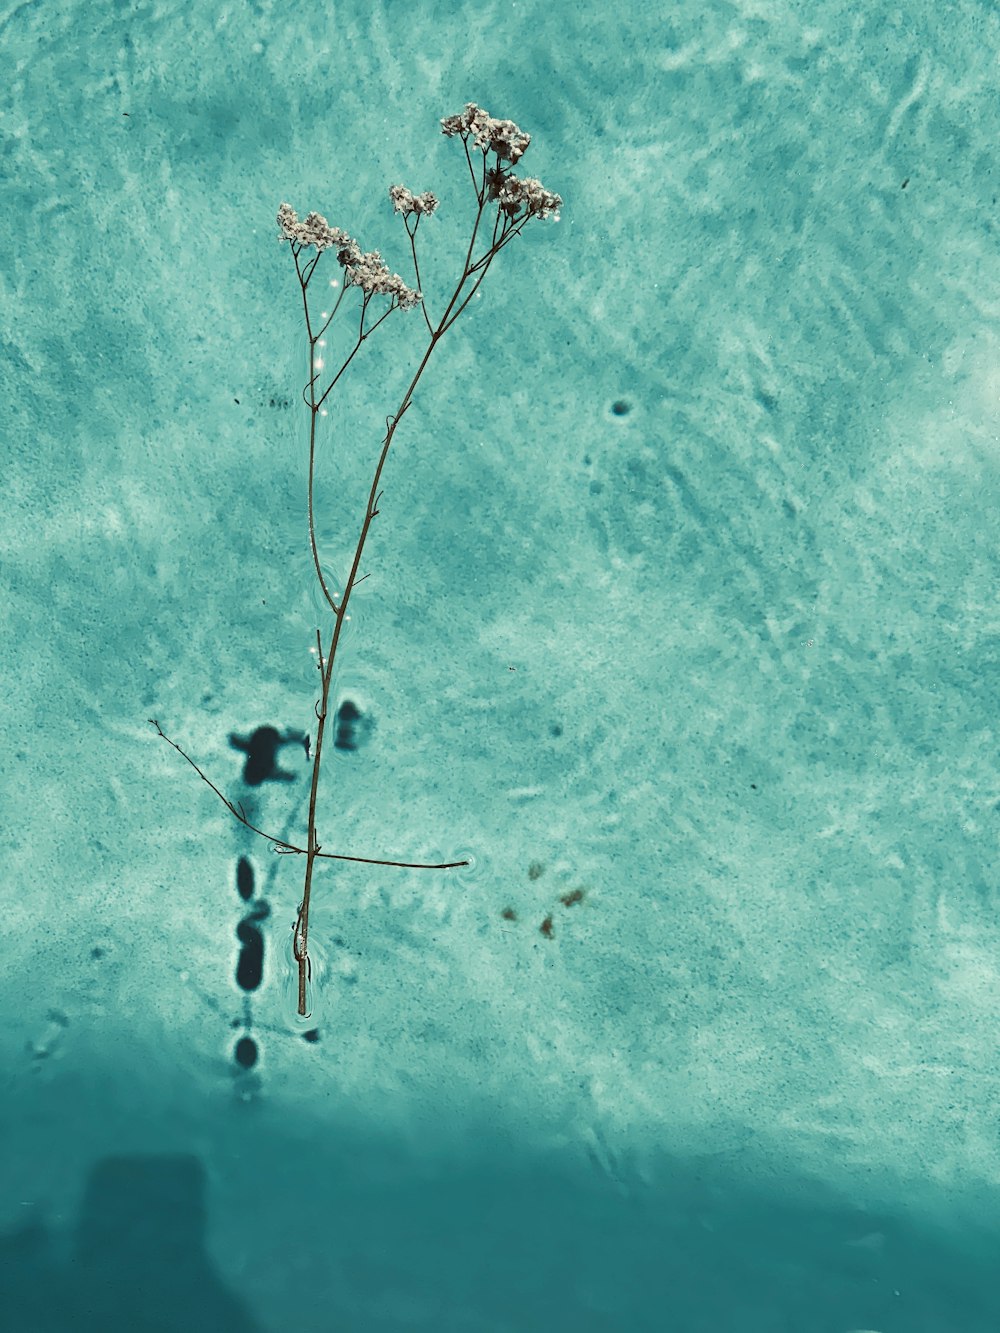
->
[277,202,353,252]
[343,248,421,309]
[278,203,420,308]
[440,103,531,163]
[389,185,439,217]
[489,174,562,221]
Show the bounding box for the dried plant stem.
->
[291,189,523,1014]
[152,104,562,1023]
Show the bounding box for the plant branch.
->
[147,720,468,870]
[406,216,434,335]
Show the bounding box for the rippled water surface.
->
[2,0,1000,1328]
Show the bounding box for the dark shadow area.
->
[235,914,266,993]
[228,725,299,786]
[3,1133,999,1330]
[332,698,372,752]
[0,1155,260,1332]
[284,1128,1000,1332]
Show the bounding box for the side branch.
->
[147,720,468,869]
[148,718,302,853]
[314,850,469,869]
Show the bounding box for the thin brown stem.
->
[406,217,434,336]
[302,284,405,619]
[147,719,468,870]
[317,282,349,341]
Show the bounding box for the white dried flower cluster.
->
[277,203,420,309]
[388,184,439,217]
[440,103,531,164]
[343,248,422,309]
[277,202,351,252]
[491,174,562,221]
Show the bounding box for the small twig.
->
[147,720,468,869]
[407,216,434,335]
[148,719,301,854]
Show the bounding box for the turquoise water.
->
[2,0,1000,1328]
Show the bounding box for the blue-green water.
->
[2,1,999,1329]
